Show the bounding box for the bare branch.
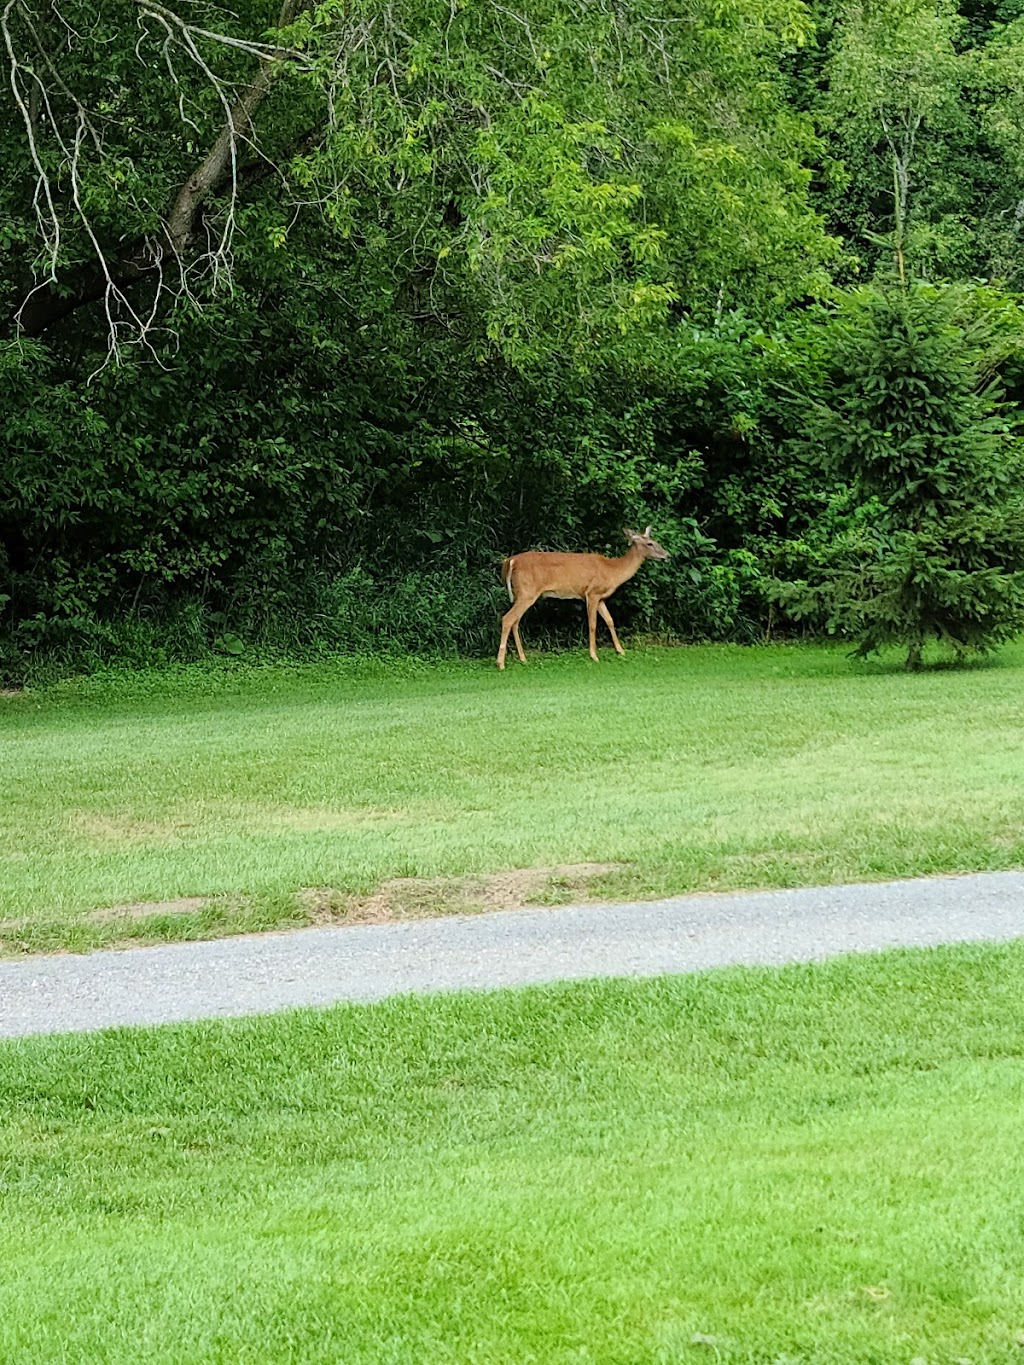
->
[2,0,60,279]
[4,0,314,352]
[137,0,311,69]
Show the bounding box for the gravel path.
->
[2,871,1024,1038]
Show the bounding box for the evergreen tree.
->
[778,282,1024,666]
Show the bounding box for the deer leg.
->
[512,620,527,664]
[498,595,537,669]
[598,600,625,655]
[586,594,600,662]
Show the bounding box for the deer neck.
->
[609,543,645,588]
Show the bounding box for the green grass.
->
[2,943,1024,1362]
[4,641,1024,952]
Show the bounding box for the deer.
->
[497,527,670,669]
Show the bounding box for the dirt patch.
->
[299,862,623,926]
[0,897,211,934]
[88,896,210,925]
[0,863,624,954]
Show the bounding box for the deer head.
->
[624,526,670,560]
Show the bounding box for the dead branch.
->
[4,0,312,351]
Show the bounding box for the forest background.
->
[4,0,1024,680]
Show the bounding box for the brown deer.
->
[497,527,670,669]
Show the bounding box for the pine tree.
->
[780,281,1024,668]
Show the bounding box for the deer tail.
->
[502,557,515,602]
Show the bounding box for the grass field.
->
[1,943,1023,1363]
[3,642,1024,953]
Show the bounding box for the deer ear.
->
[623,528,636,541]
[643,525,652,538]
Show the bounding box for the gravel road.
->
[2,870,1023,1038]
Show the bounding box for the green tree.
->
[0,0,831,364]
[776,281,1024,666]
[0,0,838,673]
[813,0,970,279]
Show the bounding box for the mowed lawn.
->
[4,642,1024,951]
[2,944,1024,1363]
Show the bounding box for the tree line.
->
[4,0,1024,678]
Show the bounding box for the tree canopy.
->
[4,0,1024,678]
[1,0,830,358]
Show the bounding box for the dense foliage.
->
[3,0,1024,678]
